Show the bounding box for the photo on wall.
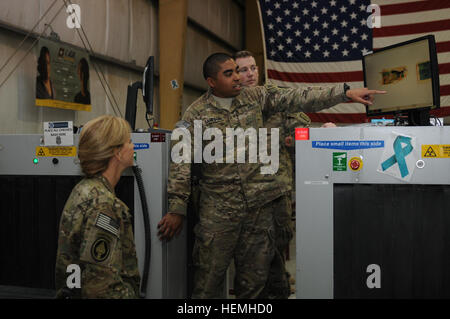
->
[35,38,91,111]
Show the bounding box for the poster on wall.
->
[35,38,91,111]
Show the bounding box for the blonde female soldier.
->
[55,115,140,298]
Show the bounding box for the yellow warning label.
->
[422,145,450,158]
[423,146,437,157]
[36,146,77,157]
[36,99,92,112]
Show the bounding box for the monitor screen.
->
[363,35,440,117]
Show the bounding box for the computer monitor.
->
[363,35,440,125]
[142,56,154,116]
[125,56,154,131]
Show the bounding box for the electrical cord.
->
[146,113,154,129]
[430,115,442,126]
[131,165,151,299]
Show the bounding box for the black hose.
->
[132,165,151,299]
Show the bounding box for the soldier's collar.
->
[205,88,226,110]
[232,90,247,107]
[206,88,245,112]
[98,174,115,195]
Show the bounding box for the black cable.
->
[131,165,151,299]
[145,113,154,129]
[430,114,442,126]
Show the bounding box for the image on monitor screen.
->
[363,35,440,121]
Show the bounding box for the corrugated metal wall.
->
[184,0,244,113]
[0,0,244,133]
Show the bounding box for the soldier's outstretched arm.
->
[346,87,386,105]
[260,84,386,114]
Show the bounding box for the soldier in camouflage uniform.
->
[259,112,295,299]
[235,51,311,298]
[157,53,384,298]
[55,115,140,299]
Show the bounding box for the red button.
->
[350,159,360,170]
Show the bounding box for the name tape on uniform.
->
[36,146,77,157]
[422,145,450,158]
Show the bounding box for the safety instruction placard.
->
[422,145,450,158]
[44,121,74,146]
[333,152,347,171]
[36,146,77,157]
[312,140,384,150]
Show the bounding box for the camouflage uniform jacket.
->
[55,175,140,298]
[264,112,309,193]
[285,112,312,174]
[168,84,348,216]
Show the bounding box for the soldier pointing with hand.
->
[158,52,385,298]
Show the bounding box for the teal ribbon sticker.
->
[381,136,413,178]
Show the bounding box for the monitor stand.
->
[408,108,430,126]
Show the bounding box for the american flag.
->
[258,0,450,123]
[95,213,119,237]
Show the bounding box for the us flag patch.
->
[95,213,120,238]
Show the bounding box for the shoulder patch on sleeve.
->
[91,237,111,262]
[175,120,191,129]
[95,213,120,238]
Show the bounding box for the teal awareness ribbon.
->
[381,136,413,178]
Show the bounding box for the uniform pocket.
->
[192,224,215,271]
[272,196,292,227]
[193,223,215,247]
[271,196,294,249]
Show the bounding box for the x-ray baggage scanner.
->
[0,132,186,298]
[295,126,450,299]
